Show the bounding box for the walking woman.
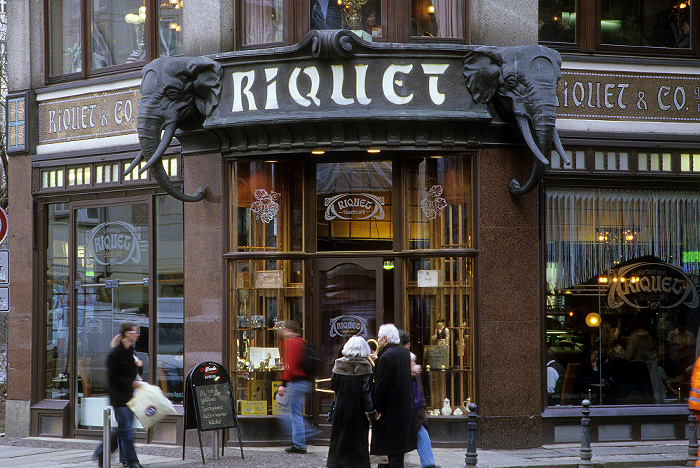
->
[327,335,377,468]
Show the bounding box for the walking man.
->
[371,323,416,468]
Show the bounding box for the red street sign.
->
[0,207,7,244]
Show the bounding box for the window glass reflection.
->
[411,0,463,38]
[539,0,576,43]
[92,0,147,68]
[311,0,382,39]
[159,0,184,56]
[600,1,690,48]
[49,0,82,75]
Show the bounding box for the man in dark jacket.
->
[93,322,144,468]
[370,323,416,468]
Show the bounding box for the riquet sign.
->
[557,69,700,122]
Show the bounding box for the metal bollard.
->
[688,410,698,467]
[465,402,478,467]
[212,429,220,461]
[103,407,111,468]
[580,399,593,468]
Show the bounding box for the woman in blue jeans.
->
[92,322,144,468]
[410,352,440,468]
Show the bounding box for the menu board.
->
[185,362,238,432]
[194,383,236,431]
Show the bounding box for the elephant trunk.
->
[509,112,555,195]
[132,116,206,202]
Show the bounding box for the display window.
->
[43,195,184,431]
[227,153,475,418]
[545,187,700,406]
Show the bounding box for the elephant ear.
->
[187,58,223,118]
[463,47,503,103]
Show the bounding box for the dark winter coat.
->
[327,356,375,468]
[107,341,140,407]
[370,343,417,457]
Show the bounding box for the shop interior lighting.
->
[367,149,381,153]
[585,312,600,327]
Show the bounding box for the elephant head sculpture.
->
[125,56,222,202]
[464,45,570,195]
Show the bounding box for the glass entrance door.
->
[313,257,386,414]
[73,203,150,430]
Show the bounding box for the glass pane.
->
[230,161,303,252]
[159,0,184,56]
[316,161,393,251]
[229,260,304,415]
[46,203,70,399]
[538,0,576,43]
[155,196,184,403]
[405,156,472,250]
[244,0,283,45]
[406,256,474,412]
[49,0,82,75]
[411,0,463,38]
[600,1,690,48]
[75,203,149,429]
[545,187,700,406]
[92,0,146,69]
[310,0,344,30]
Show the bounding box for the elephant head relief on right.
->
[464,45,570,195]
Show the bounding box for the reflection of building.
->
[5,0,700,452]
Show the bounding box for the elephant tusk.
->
[123,151,144,177]
[553,130,570,166]
[516,115,550,165]
[139,122,178,174]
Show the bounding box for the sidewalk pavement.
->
[0,435,691,467]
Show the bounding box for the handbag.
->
[126,383,177,430]
[327,400,336,422]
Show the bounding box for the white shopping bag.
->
[126,383,176,430]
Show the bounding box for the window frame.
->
[539,0,700,57]
[44,0,164,83]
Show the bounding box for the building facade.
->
[5,0,700,449]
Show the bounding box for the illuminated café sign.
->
[38,87,140,145]
[324,193,385,220]
[86,221,144,266]
[330,315,368,337]
[557,69,700,122]
[605,261,699,310]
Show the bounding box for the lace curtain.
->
[435,0,462,38]
[245,0,283,45]
[546,187,700,291]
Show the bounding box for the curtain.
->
[435,0,462,38]
[245,0,283,45]
[546,188,700,291]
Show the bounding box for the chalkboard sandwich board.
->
[184,361,244,463]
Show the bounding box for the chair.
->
[560,363,579,405]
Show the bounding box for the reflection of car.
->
[50,298,184,403]
[551,340,582,351]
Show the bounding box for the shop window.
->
[47,0,183,81]
[316,161,393,251]
[404,156,472,250]
[411,0,464,38]
[405,256,474,413]
[545,187,700,406]
[230,161,303,252]
[539,0,696,56]
[229,259,304,415]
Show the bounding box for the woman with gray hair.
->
[326,335,377,468]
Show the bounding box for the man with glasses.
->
[93,322,144,468]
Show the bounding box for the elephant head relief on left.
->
[126,56,222,202]
[464,45,570,195]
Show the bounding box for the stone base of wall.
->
[6,400,31,437]
[478,415,544,449]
